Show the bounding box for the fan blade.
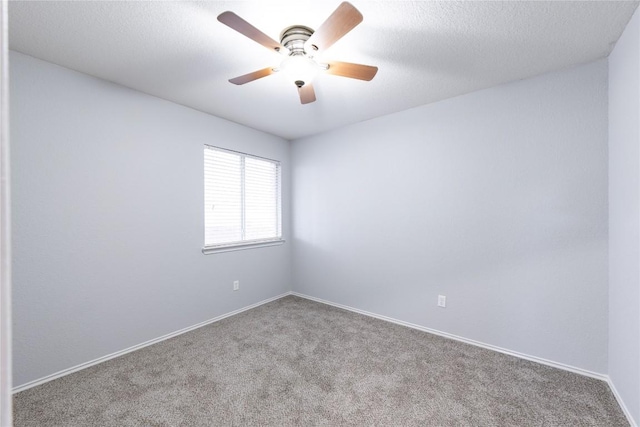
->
[218,11,287,54]
[326,61,378,81]
[298,83,316,104]
[229,67,275,85]
[306,2,363,53]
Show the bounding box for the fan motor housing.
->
[280,25,315,55]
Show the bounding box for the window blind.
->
[204,145,281,248]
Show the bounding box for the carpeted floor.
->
[14,295,628,426]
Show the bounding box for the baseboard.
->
[607,377,638,427]
[291,292,607,382]
[13,291,293,394]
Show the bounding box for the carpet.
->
[13,295,628,426]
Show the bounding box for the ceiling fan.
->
[217,2,378,105]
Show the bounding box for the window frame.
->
[202,145,284,254]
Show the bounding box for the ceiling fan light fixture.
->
[280,55,320,87]
[218,2,375,104]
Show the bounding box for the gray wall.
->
[10,51,291,387]
[13,43,633,414]
[291,61,609,373]
[609,8,640,424]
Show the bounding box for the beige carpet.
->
[14,295,628,426]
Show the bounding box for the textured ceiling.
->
[9,1,639,140]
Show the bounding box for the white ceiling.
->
[9,1,639,140]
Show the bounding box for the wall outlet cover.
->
[438,295,446,308]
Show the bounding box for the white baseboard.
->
[13,291,293,394]
[291,292,608,381]
[607,377,638,427]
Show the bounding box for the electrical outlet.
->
[233,280,239,291]
[438,295,446,308]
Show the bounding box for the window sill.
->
[202,239,285,254]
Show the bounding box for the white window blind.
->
[204,145,282,251]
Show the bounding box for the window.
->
[203,145,283,253]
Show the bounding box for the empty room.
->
[1,0,640,425]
